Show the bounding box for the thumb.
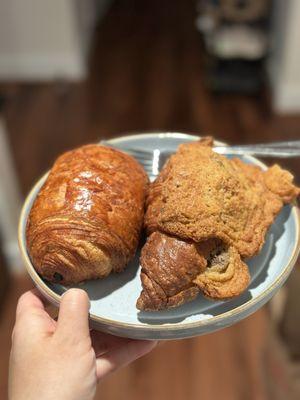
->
[55,289,90,341]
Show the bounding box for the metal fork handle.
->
[102,139,300,149]
[101,140,300,158]
[214,146,300,157]
[225,140,300,149]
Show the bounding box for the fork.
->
[101,140,300,176]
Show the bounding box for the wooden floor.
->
[1,0,300,399]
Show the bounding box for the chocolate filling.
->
[53,272,63,282]
[206,243,230,272]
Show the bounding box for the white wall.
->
[269,0,300,113]
[0,0,110,81]
[0,119,22,271]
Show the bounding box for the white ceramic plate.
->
[19,133,300,340]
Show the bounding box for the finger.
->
[55,289,90,340]
[14,290,55,338]
[90,331,131,357]
[16,289,46,318]
[96,340,157,379]
[30,287,52,307]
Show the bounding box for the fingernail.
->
[61,288,90,307]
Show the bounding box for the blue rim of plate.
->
[18,132,300,334]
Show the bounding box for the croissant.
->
[137,138,300,311]
[26,144,148,284]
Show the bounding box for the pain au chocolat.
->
[137,138,300,311]
[26,144,148,284]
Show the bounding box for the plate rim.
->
[18,132,300,333]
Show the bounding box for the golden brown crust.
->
[137,232,250,311]
[26,144,148,284]
[146,142,299,258]
[193,244,250,300]
[263,164,300,203]
[137,232,205,311]
[138,139,299,311]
